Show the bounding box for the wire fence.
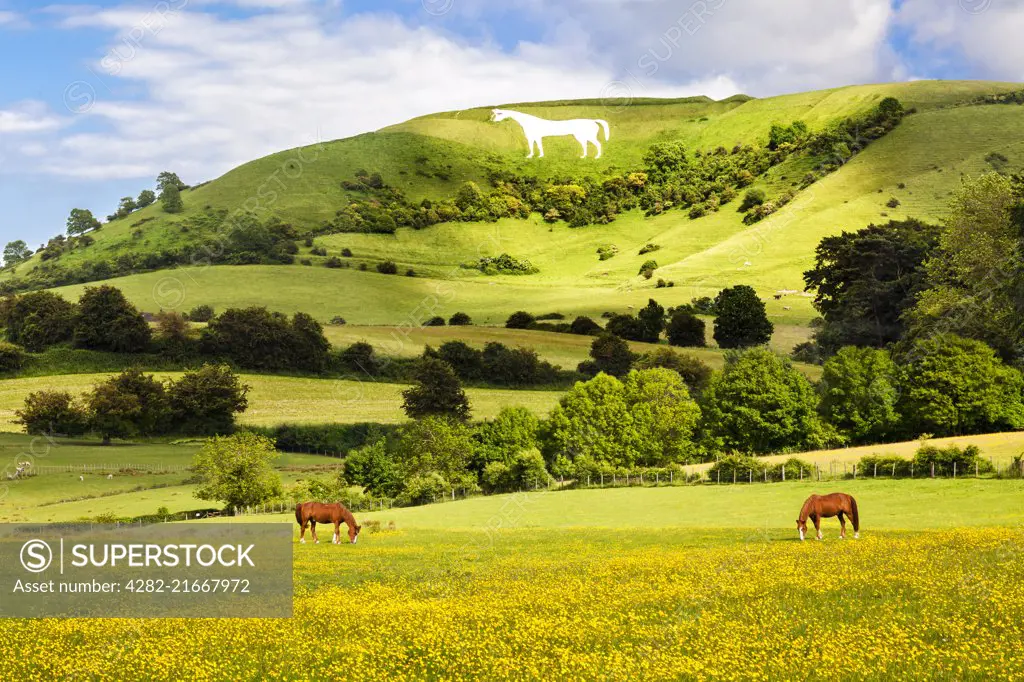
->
[9,463,192,478]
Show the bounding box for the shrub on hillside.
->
[505,311,535,329]
[0,342,27,372]
[579,333,634,378]
[570,316,602,336]
[187,304,214,322]
[337,342,380,375]
[325,256,343,268]
[638,260,658,279]
[425,316,446,326]
[448,312,472,326]
[376,260,399,274]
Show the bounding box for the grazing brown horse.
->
[797,493,859,541]
[295,501,361,545]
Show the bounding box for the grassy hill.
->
[6,80,1024,335]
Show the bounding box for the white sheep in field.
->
[79,475,84,482]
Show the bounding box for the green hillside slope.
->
[7,80,1024,335]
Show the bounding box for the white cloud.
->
[25,5,734,182]
[898,0,1024,80]
[0,101,64,133]
[450,0,898,95]
[0,10,28,28]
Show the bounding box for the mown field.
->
[0,372,563,432]
[3,489,1024,679]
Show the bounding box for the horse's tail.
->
[596,119,610,141]
[294,502,304,526]
[849,495,859,532]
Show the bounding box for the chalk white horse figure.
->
[491,109,610,159]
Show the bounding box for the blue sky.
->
[0,0,1019,252]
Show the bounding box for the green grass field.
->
[0,372,564,432]
[324,323,816,369]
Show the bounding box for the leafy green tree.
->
[401,357,471,421]
[339,341,381,375]
[546,369,701,467]
[804,219,939,352]
[66,208,101,236]
[345,438,401,496]
[636,298,665,343]
[908,174,1024,359]
[86,368,170,443]
[818,347,902,444]
[3,240,30,266]
[579,333,634,377]
[136,189,157,208]
[666,305,706,347]
[192,432,282,509]
[482,448,550,493]
[712,285,773,349]
[167,364,250,436]
[73,285,151,353]
[15,391,90,436]
[160,183,184,214]
[201,307,328,371]
[481,342,558,386]
[156,171,186,192]
[116,196,137,218]
[187,304,215,322]
[701,348,831,454]
[635,347,712,395]
[622,368,702,465]
[4,291,76,351]
[472,406,540,471]
[394,416,476,487]
[448,312,472,326]
[426,341,483,380]
[290,312,331,372]
[899,333,1024,437]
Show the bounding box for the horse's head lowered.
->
[796,518,808,541]
[348,523,362,544]
[491,108,512,122]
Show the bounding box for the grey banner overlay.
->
[0,523,292,618]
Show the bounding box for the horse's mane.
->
[798,495,817,521]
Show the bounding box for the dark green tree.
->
[666,305,706,347]
[86,368,170,443]
[804,219,939,352]
[712,285,773,349]
[167,364,250,436]
[156,171,186,192]
[580,332,634,377]
[401,357,471,421]
[73,285,151,353]
[636,298,665,343]
[505,311,535,329]
[4,291,76,351]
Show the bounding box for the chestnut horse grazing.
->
[797,493,859,541]
[295,502,361,545]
